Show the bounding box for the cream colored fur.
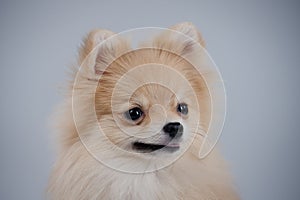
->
[48,22,239,200]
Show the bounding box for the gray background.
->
[0,0,299,199]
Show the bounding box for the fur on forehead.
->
[95,49,205,98]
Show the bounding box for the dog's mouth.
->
[132,141,180,153]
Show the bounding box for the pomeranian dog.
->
[48,22,239,199]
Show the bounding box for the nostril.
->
[163,122,183,138]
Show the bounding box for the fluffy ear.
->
[79,29,130,75]
[170,22,205,48]
[150,22,205,56]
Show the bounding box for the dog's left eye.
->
[125,107,144,121]
[177,103,188,115]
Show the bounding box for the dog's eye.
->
[125,107,144,121]
[177,103,188,115]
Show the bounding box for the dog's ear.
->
[170,22,206,48]
[150,22,205,57]
[79,29,130,75]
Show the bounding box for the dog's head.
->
[74,23,211,164]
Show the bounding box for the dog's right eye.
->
[125,107,144,121]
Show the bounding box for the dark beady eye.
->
[177,103,188,115]
[125,107,144,121]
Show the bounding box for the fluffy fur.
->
[48,22,239,199]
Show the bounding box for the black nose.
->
[163,122,183,138]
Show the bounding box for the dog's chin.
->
[132,141,181,153]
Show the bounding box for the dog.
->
[48,22,239,199]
